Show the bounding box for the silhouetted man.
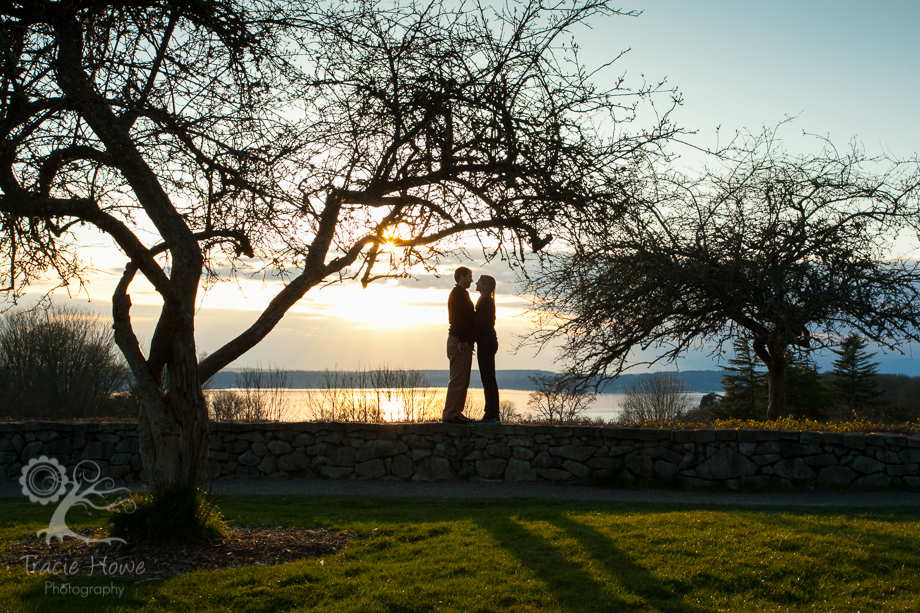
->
[443,266,475,423]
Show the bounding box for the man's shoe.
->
[443,416,472,425]
[475,417,501,425]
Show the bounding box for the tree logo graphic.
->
[19,456,136,544]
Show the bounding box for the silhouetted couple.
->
[442,267,500,425]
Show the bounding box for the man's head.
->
[454,266,473,289]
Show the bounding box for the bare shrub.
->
[207,364,290,422]
[619,372,692,423]
[499,400,521,424]
[527,373,596,425]
[0,305,130,420]
[305,367,441,422]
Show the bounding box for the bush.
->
[110,487,227,543]
[527,373,596,425]
[0,305,130,420]
[619,372,692,423]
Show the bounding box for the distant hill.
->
[207,369,726,392]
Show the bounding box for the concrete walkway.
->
[3,478,920,507]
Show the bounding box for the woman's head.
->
[475,275,496,298]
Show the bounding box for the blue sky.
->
[17,0,920,375]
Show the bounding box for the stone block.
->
[22,440,44,461]
[115,438,140,453]
[817,466,856,488]
[485,442,512,458]
[207,460,222,479]
[319,466,353,479]
[654,460,679,481]
[849,456,885,474]
[258,453,276,474]
[277,452,310,473]
[328,446,358,467]
[562,461,591,479]
[238,432,266,442]
[390,454,415,479]
[355,459,387,479]
[852,473,891,489]
[804,453,838,467]
[221,461,238,475]
[773,459,816,482]
[267,441,292,455]
[532,452,561,469]
[412,449,432,462]
[672,430,716,443]
[695,447,757,480]
[900,448,920,464]
[95,433,121,444]
[624,455,655,478]
[607,445,633,457]
[228,440,251,454]
[356,439,409,462]
[738,442,756,455]
[887,464,919,476]
[536,468,573,482]
[413,456,456,482]
[110,453,133,466]
[43,439,72,457]
[800,432,823,445]
[306,443,330,457]
[842,435,866,450]
[550,445,596,462]
[780,443,805,458]
[292,433,316,447]
[513,447,535,461]
[476,459,508,479]
[80,441,115,461]
[751,453,782,466]
[587,457,621,469]
[0,451,18,464]
[238,449,261,467]
[504,458,537,482]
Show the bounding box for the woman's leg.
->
[477,345,500,420]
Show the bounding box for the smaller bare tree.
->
[207,364,290,422]
[619,373,692,423]
[527,373,596,425]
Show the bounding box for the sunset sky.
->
[16,0,920,375]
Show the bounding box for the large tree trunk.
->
[752,338,787,420]
[142,311,208,498]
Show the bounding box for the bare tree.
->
[526,128,920,419]
[0,0,677,505]
[527,372,596,425]
[618,372,691,423]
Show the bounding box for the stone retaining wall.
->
[2,422,919,491]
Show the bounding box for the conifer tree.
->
[715,338,767,419]
[831,335,885,413]
[784,353,829,419]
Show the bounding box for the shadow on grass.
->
[478,513,712,613]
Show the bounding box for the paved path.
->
[5,478,918,507]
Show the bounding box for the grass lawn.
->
[0,493,918,612]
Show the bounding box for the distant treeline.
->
[207,369,728,392]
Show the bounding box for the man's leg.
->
[443,336,473,420]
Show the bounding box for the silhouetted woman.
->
[472,275,500,424]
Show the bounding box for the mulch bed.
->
[1,525,355,582]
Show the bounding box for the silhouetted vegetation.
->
[526,127,920,420]
[527,373,597,425]
[0,305,131,420]
[619,372,692,422]
[0,0,678,505]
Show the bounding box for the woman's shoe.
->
[475,417,501,425]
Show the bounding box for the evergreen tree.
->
[784,352,829,419]
[831,334,885,414]
[715,338,767,419]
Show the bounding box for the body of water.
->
[209,388,706,423]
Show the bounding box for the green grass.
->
[1,494,918,612]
